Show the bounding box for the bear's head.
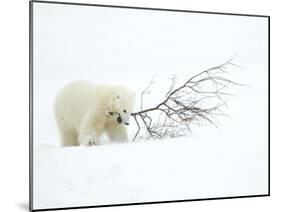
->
[107,86,136,126]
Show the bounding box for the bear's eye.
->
[123,109,127,113]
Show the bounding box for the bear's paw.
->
[79,133,99,146]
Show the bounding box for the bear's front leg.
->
[105,123,129,142]
[78,112,105,146]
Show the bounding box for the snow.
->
[34,133,267,209]
[32,2,269,210]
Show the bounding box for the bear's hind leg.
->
[55,112,78,146]
[59,127,78,146]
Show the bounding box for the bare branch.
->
[131,58,247,141]
[140,75,155,111]
[165,74,177,97]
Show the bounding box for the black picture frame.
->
[29,1,270,211]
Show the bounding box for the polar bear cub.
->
[54,81,136,146]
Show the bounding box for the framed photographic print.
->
[29,0,270,211]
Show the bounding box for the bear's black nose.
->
[124,122,129,125]
[117,116,122,124]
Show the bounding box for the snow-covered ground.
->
[34,132,267,209]
[32,2,269,210]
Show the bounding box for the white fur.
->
[54,81,135,146]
